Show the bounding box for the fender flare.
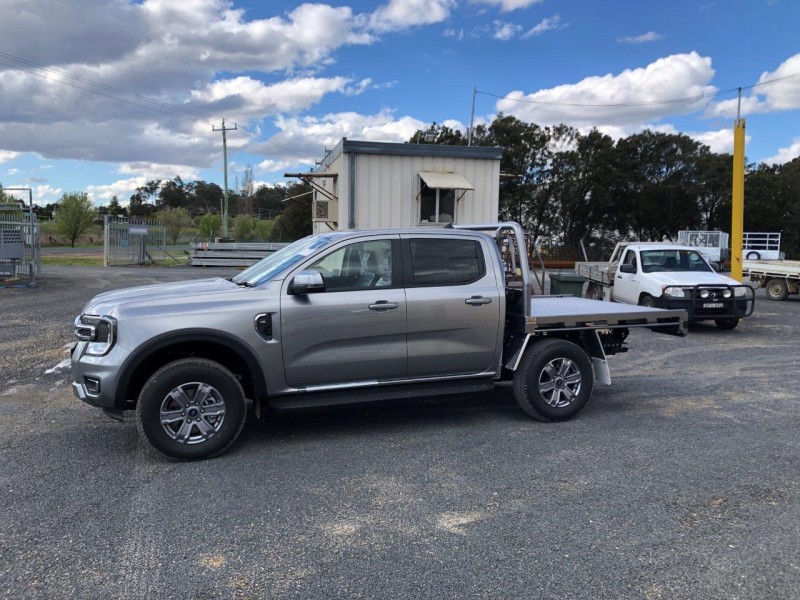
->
[115,329,268,404]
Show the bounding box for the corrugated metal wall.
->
[350,154,498,230]
[313,148,500,232]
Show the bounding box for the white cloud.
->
[496,52,717,127]
[521,15,565,38]
[370,0,456,32]
[493,21,523,40]
[687,129,736,154]
[618,31,664,44]
[86,163,201,204]
[32,184,63,205]
[6,168,19,176]
[0,151,20,163]
[191,76,354,118]
[472,0,544,12]
[709,52,800,118]
[764,138,800,165]
[0,1,382,167]
[255,110,427,174]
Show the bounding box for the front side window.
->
[307,240,393,291]
[420,181,455,224]
[409,238,484,286]
[622,249,637,271]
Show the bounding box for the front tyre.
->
[136,358,247,460]
[715,317,740,330]
[513,339,594,422]
[638,294,656,308]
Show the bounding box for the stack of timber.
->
[190,242,288,267]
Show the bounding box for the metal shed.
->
[287,138,503,233]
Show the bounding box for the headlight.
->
[663,286,686,298]
[722,289,732,298]
[734,287,749,297]
[74,315,117,356]
[700,289,710,299]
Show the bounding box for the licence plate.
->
[703,302,724,308]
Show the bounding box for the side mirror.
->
[290,270,325,295]
[619,263,636,274]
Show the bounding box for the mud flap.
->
[581,330,611,386]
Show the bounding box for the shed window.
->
[420,183,455,225]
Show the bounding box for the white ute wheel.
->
[766,278,789,301]
[513,339,594,422]
[136,358,247,460]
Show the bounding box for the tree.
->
[237,165,256,216]
[129,179,160,217]
[272,183,312,241]
[0,185,16,203]
[192,181,224,215]
[54,192,95,247]
[156,207,193,245]
[230,215,255,241]
[197,213,222,240]
[157,177,190,209]
[612,131,704,241]
[408,122,468,145]
[108,195,127,217]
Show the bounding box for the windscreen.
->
[232,235,334,286]
[640,249,713,273]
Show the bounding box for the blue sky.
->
[0,0,798,206]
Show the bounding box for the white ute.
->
[576,242,755,330]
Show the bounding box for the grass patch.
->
[41,256,190,267]
[41,255,104,267]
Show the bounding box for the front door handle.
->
[465,296,492,306]
[369,301,399,311]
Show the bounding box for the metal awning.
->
[419,171,474,190]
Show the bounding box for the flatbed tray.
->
[527,296,687,332]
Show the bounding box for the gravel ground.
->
[1,265,798,599]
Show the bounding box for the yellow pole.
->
[731,117,746,282]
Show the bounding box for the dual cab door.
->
[280,233,502,388]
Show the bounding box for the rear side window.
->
[409,238,485,286]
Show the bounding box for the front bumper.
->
[659,284,755,321]
[70,340,127,410]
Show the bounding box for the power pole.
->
[468,86,477,146]
[213,118,237,238]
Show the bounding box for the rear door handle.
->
[465,296,492,306]
[369,301,399,311]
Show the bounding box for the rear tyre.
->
[766,278,789,301]
[715,318,739,330]
[136,358,247,460]
[585,282,603,301]
[513,339,594,422]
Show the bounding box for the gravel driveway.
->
[1,265,798,599]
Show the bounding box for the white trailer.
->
[743,259,800,301]
[743,232,783,260]
[677,230,729,270]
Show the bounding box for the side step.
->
[269,379,496,411]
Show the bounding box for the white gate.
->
[0,205,40,282]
